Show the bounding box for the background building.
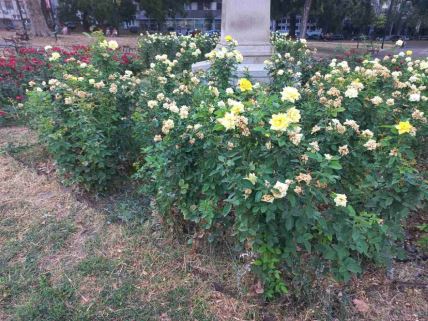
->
[134,1,222,33]
[0,0,28,28]
[274,15,322,37]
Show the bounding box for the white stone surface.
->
[220,0,272,63]
[192,0,272,81]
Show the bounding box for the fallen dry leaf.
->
[353,298,370,313]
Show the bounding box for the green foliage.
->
[134,36,428,298]
[139,0,190,23]
[137,32,217,71]
[58,0,136,28]
[24,36,138,191]
[18,31,428,299]
[268,33,317,91]
[416,223,428,252]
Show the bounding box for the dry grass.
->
[0,126,427,321]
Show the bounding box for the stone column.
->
[220,0,272,64]
[192,0,272,82]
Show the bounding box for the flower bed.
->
[22,34,428,298]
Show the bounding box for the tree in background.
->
[271,0,303,37]
[392,0,428,36]
[312,0,374,35]
[300,0,313,38]
[25,0,51,36]
[58,0,136,30]
[138,0,190,28]
[412,0,428,35]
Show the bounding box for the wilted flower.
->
[370,96,383,106]
[361,129,374,139]
[295,173,312,184]
[109,83,118,94]
[389,148,398,156]
[386,98,395,106]
[245,173,257,185]
[261,194,275,203]
[364,139,379,151]
[338,145,349,156]
[148,100,158,109]
[162,119,174,134]
[271,180,292,199]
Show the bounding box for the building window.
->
[185,2,198,10]
[5,1,14,10]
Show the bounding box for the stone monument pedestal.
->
[192,0,272,83]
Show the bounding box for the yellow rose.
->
[269,113,290,131]
[286,107,301,123]
[218,112,237,130]
[225,35,233,42]
[108,40,119,50]
[281,86,301,103]
[406,50,413,56]
[395,121,413,134]
[230,101,244,114]
[49,52,61,61]
[238,78,253,92]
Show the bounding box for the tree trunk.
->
[289,14,296,38]
[415,19,421,35]
[300,0,312,39]
[25,0,51,37]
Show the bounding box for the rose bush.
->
[24,37,140,190]
[137,32,218,71]
[22,33,427,298]
[134,37,427,298]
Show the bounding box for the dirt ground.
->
[0,125,427,321]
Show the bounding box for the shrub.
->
[137,32,218,71]
[135,38,428,298]
[19,32,428,299]
[24,37,139,191]
[267,34,318,91]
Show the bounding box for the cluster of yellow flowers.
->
[269,107,301,132]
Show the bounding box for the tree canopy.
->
[58,0,137,29]
[139,0,190,23]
